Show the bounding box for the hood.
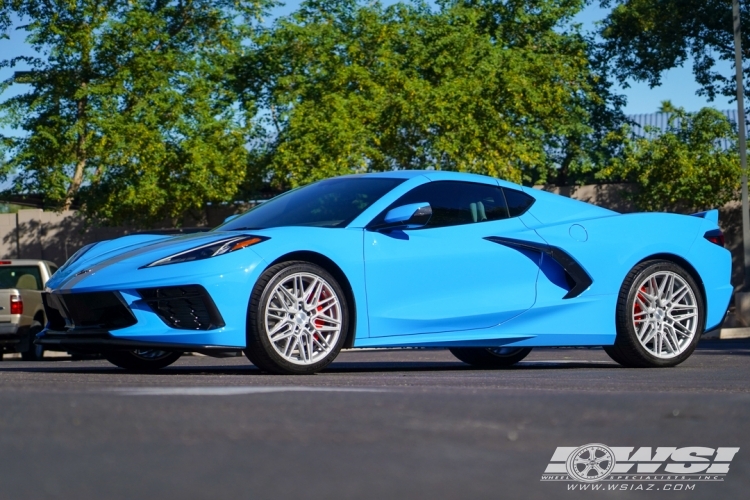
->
[47,230,271,291]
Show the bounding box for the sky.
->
[0,0,741,140]
[574,3,736,114]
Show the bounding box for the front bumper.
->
[40,284,246,349]
[41,247,268,349]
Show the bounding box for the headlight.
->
[143,235,268,268]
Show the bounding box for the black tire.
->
[21,321,44,361]
[449,346,532,368]
[604,260,704,368]
[245,261,349,375]
[104,350,182,371]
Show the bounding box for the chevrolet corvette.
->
[37,171,732,374]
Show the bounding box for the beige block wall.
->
[0,203,244,265]
[1,210,131,265]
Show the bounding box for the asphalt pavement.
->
[1,340,749,500]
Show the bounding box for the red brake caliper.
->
[634,285,647,321]
[313,289,330,341]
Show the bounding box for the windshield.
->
[218,177,405,230]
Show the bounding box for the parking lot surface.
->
[1,340,749,499]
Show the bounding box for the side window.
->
[372,181,510,229]
[48,264,59,277]
[503,188,535,217]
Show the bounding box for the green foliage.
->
[601,104,741,212]
[0,0,270,226]
[0,0,631,225]
[600,0,750,101]
[543,32,628,187]
[0,203,21,214]
[239,0,609,188]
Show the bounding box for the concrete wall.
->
[0,204,242,265]
[0,210,130,265]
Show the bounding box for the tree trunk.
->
[64,88,87,210]
[556,150,572,187]
[65,157,86,210]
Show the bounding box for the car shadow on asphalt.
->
[5,339,750,374]
[0,360,626,375]
[324,361,623,372]
[695,339,750,355]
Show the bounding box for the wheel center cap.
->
[654,309,665,321]
[295,312,308,325]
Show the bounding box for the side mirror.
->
[375,202,432,231]
[223,214,240,224]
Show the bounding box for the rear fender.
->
[532,212,706,298]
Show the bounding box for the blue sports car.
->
[37,171,732,374]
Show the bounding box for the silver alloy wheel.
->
[632,270,699,359]
[264,272,343,366]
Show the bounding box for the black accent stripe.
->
[36,328,239,351]
[484,236,593,299]
[395,337,534,348]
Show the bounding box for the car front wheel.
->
[245,261,349,375]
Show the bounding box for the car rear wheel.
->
[604,260,704,368]
[245,261,349,375]
[449,346,532,368]
[104,350,182,371]
[21,321,44,361]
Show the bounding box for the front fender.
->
[246,227,369,340]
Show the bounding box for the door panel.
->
[363,218,543,337]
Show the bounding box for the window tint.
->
[502,188,535,217]
[372,181,510,229]
[0,266,43,290]
[219,177,405,230]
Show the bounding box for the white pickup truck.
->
[0,259,58,361]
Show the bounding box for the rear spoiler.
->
[691,209,719,224]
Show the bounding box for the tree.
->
[599,0,750,102]
[0,0,269,226]
[237,0,614,189]
[601,103,741,212]
[543,33,628,187]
